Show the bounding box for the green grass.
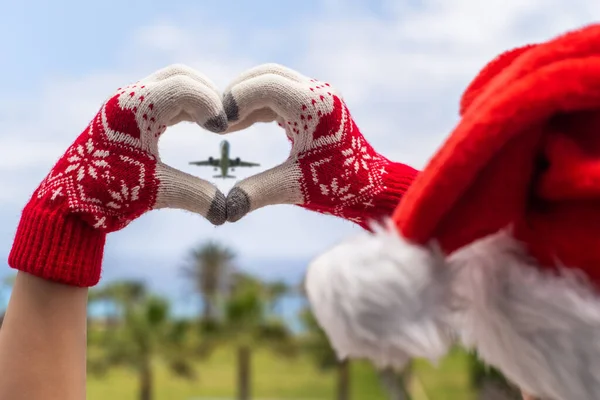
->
[411,347,477,400]
[87,346,389,400]
[87,346,477,400]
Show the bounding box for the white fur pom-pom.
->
[304,223,455,369]
[450,230,600,400]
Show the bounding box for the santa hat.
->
[305,24,600,400]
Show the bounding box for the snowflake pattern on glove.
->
[10,66,229,287]
[280,79,392,223]
[34,83,163,232]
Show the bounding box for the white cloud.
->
[294,0,600,169]
[1,1,599,281]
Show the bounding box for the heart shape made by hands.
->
[7,62,416,287]
[17,63,417,246]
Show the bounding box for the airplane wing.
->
[230,158,260,167]
[189,158,219,166]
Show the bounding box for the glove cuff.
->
[9,202,106,287]
[363,161,419,229]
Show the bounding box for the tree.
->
[297,276,353,400]
[204,272,297,400]
[299,308,352,400]
[88,281,197,400]
[264,280,289,316]
[98,280,146,307]
[181,241,236,326]
[377,366,412,400]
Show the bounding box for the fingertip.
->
[223,92,239,122]
[204,112,228,133]
[207,190,227,226]
[226,187,251,222]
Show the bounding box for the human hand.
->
[9,65,228,286]
[222,64,418,229]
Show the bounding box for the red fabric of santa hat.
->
[305,24,600,400]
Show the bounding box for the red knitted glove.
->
[222,64,418,229]
[9,65,228,287]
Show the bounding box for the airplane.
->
[189,140,260,179]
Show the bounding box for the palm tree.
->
[99,280,146,306]
[181,241,236,326]
[88,281,197,400]
[264,280,289,317]
[299,308,352,400]
[378,366,412,400]
[297,275,353,400]
[204,271,297,400]
[87,281,147,334]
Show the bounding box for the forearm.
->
[0,271,88,400]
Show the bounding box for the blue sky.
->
[1,0,599,321]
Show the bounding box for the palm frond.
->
[180,240,238,323]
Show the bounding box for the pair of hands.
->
[29,63,410,231]
[10,63,416,286]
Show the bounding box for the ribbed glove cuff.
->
[8,203,106,287]
[361,161,419,230]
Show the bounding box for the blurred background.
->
[1,0,599,398]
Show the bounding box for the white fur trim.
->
[304,223,455,369]
[451,230,600,400]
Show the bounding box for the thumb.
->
[154,162,227,225]
[226,160,303,222]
